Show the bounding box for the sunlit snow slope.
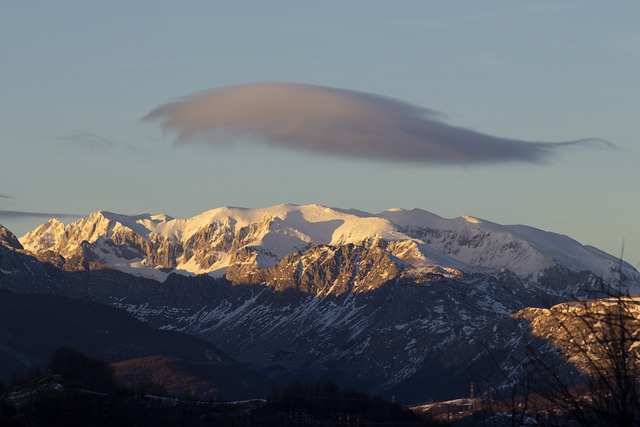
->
[19,203,637,287]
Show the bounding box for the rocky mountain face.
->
[18,204,638,289]
[516,295,640,376]
[3,204,640,403]
[0,286,271,399]
[0,224,23,250]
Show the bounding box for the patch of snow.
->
[18,203,639,287]
[461,215,480,224]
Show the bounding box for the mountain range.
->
[2,204,639,403]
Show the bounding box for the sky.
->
[1,1,639,265]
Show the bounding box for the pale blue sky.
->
[1,1,639,264]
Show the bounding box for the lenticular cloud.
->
[143,82,603,165]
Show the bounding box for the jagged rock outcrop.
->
[18,204,640,297]
[225,239,406,295]
[0,224,22,250]
[4,204,640,403]
[0,237,635,402]
[516,295,640,375]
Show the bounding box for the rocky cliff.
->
[4,204,640,403]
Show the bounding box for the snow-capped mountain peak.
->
[18,204,639,290]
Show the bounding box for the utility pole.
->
[469,382,475,411]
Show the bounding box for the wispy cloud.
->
[0,210,80,220]
[52,131,149,154]
[0,194,10,199]
[143,82,609,165]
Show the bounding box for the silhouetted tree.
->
[48,346,117,392]
[256,379,439,426]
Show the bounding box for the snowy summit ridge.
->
[19,203,637,288]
